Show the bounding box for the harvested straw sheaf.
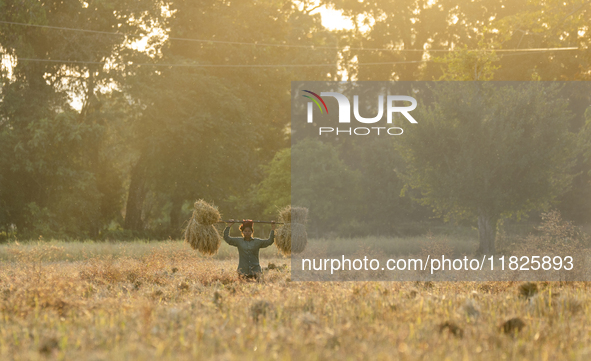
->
[184,200,222,256]
[192,199,221,225]
[278,206,308,225]
[276,206,308,256]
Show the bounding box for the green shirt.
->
[223,227,275,276]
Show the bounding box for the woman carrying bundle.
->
[224,219,275,279]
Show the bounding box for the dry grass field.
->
[1,240,590,360]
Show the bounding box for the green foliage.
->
[120,0,338,234]
[337,136,433,234]
[435,45,500,81]
[292,139,362,233]
[323,0,517,81]
[1,0,590,240]
[326,0,588,81]
[23,202,58,239]
[256,148,291,217]
[0,0,338,238]
[0,0,165,238]
[494,0,590,80]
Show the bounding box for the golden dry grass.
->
[1,240,590,360]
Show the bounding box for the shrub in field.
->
[419,236,454,259]
[418,235,454,276]
[511,210,589,281]
[250,300,274,322]
[439,321,463,338]
[501,317,526,335]
[518,282,538,299]
[528,292,584,319]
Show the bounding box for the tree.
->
[256,148,291,217]
[435,45,499,81]
[121,0,338,235]
[398,83,579,254]
[494,0,591,81]
[493,0,591,222]
[0,0,165,237]
[338,136,431,234]
[123,69,259,234]
[292,138,361,235]
[322,0,528,81]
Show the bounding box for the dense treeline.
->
[0,0,590,241]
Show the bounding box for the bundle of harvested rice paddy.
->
[276,223,307,255]
[184,200,222,256]
[278,206,308,225]
[276,206,308,255]
[192,199,221,225]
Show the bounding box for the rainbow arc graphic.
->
[302,90,328,114]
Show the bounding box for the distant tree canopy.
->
[292,138,362,234]
[0,0,337,239]
[0,0,165,238]
[0,0,590,241]
[256,148,291,217]
[120,0,337,236]
[323,0,590,81]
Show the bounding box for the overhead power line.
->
[0,20,582,53]
[14,57,427,67]
[11,47,579,68]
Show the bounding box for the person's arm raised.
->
[258,221,275,248]
[223,220,240,247]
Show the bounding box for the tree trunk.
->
[81,68,102,238]
[168,191,184,238]
[476,209,497,255]
[124,156,148,231]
